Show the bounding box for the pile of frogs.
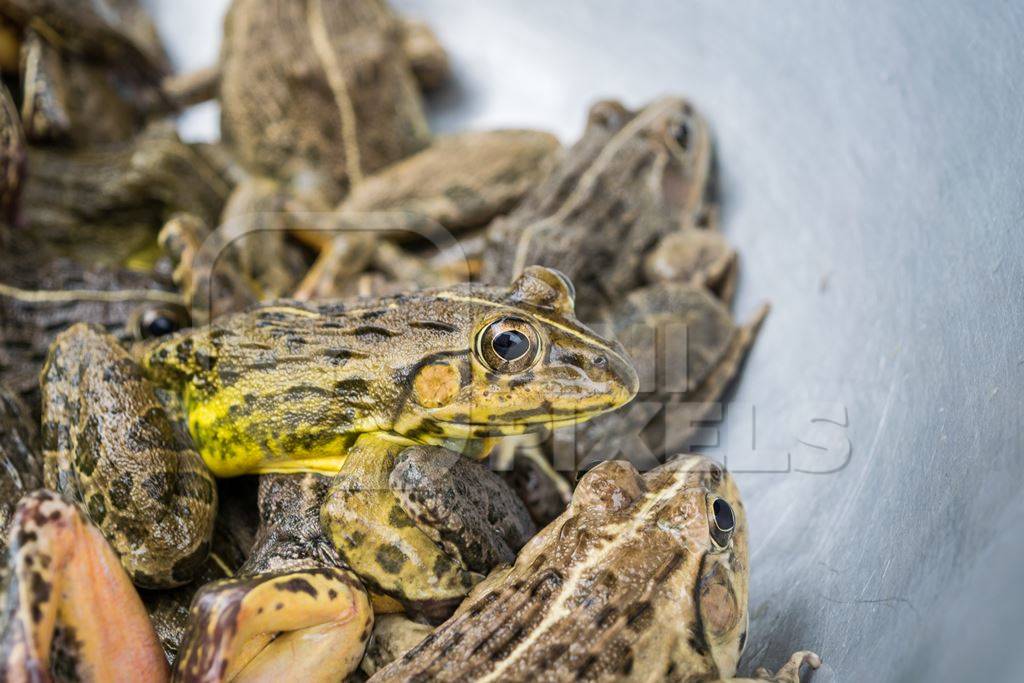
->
[0,1,819,681]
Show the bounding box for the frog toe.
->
[751,651,822,682]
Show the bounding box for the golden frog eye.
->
[134,304,191,340]
[709,496,735,549]
[476,317,541,374]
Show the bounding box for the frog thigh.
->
[173,567,371,683]
[0,491,169,682]
[41,323,217,588]
[321,434,480,622]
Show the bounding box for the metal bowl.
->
[148,1,1024,679]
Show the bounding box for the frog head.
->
[648,455,749,677]
[402,266,639,442]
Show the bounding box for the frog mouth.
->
[437,400,624,430]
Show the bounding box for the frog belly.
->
[184,391,385,478]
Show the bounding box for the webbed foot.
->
[734,650,821,682]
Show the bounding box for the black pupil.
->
[146,316,177,337]
[674,123,690,149]
[492,330,529,361]
[713,498,735,531]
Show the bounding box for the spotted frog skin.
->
[37,266,636,677]
[373,455,820,682]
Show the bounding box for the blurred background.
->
[143,2,1024,680]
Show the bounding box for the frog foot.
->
[321,435,480,622]
[173,567,372,683]
[746,651,822,682]
[0,490,169,682]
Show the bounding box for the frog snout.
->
[599,348,640,402]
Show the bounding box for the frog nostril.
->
[594,355,608,368]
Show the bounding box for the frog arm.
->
[172,567,372,682]
[718,651,822,683]
[0,491,170,682]
[321,433,480,623]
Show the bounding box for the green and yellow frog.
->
[25,265,636,679]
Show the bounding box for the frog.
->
[0,253,191,416]
[32,266,636,678]
[478,98,764,469]
[568,284,768,471]
[18,120,233,268]
[371,455,820,682]
[482,97,723,320]
[196,0,437,299]
[202,0,560,302]
[0,0,172,146]
[294,128,561,299]
[0,80,234,414]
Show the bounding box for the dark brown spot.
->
[274,577,318,599]
[376,545,407,574]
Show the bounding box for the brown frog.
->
[568,284,768,470]
[202,0,560,302]
[0,0,171,146]
[372,456,820,682]
[198,0,438,300]
[483,97,724,319]
[480,98,763,467]
[0,252,189,415]
[19,121,233,268]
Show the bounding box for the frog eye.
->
[672,122,690,150]
[709,497,735,548]
[135,305,191,340]
[476,317,541,374]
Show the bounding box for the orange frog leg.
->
[173,473,373,683]
[0,490,169,683]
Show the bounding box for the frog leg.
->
[722,651,821,682]
[321,434,479,620]
[0,491,169,682]
[19,30,71,143]
[172,567,372,683]
[400,19,450,91]
[40,323,217,588]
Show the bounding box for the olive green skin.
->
[39,267,637,607]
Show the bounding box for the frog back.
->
[143,296,476,477]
